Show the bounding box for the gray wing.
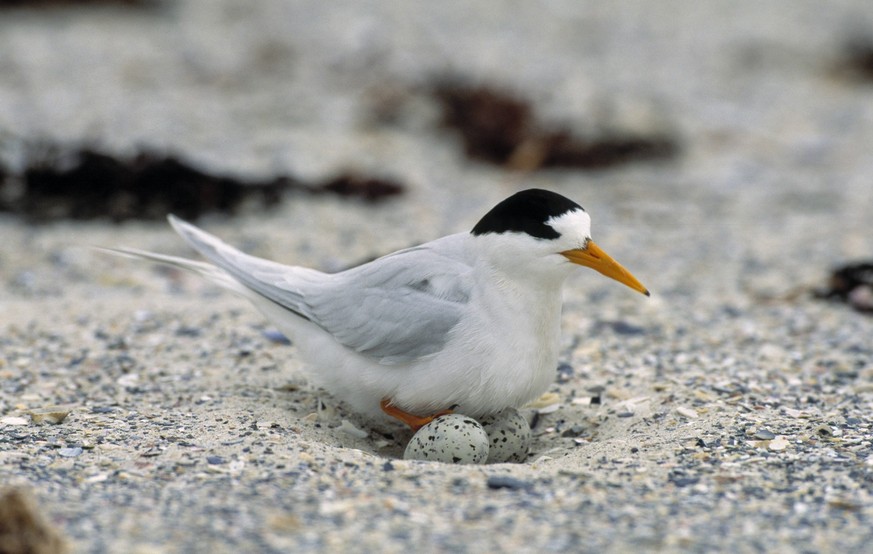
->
[169,216,471,364]
[304,241,472,363]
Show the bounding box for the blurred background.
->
[0,0,872,299]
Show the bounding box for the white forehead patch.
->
[545,209,591,244]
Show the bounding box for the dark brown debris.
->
[431,81,678,171]
[0,488,67,554]
[0,145,406,222]
[4,149,288,222]
[838,36,873,82]
[316,173,406,203]
[814,261,873,315]
[433,83,534,167]
[0,0,153,7]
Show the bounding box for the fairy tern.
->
[104,189,648,429]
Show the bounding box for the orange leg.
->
[380,399,454,431]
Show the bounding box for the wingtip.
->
[92,245,127,255]
[167,213,194,234]
[91,245,146,260]
[92,245,114,256]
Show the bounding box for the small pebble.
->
[535,403,561,415]
[526,392,561,413]
[1,416,29,426]
[676,406,699,419]
[561,424,587,438]
[337,419,368,439]
[607,320,646,336]
[486,476,532,491]
[556,363,574,383]
[754,429,776,440]
[58,447,83,457]
[29,406,72,425]
[815,425,841,438]
[769,436,790,451]
[174,325,201,337]
[479,408,532,463]
[403,414,489,464]
[669,473,700,487]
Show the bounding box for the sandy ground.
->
[2,1,873,552]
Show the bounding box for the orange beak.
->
[562,241,649,296]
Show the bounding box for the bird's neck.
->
[477,264,566,336]
[472,265,565,402]
[468,237,571,343]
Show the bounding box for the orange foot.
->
[380,398,454,431]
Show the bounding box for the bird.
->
[103,189,648,430]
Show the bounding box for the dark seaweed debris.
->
[839,36,873,82]
[11,149,287,222]
[432,81,678,170]
[814,261,873,315]
[0,0,153,7]
[317,173,405,202]
[0,147,405,222]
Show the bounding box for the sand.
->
[2,1,873,552]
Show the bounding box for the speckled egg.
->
[479,408,532,463]
[403,414,489,464]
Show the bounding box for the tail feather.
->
[95,246,253,297]
[97,215,314,321]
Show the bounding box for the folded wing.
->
[169,216,471,364]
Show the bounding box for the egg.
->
[479,408,531,463]
[403,414,489,464]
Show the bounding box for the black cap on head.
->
[471,189,585,239]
